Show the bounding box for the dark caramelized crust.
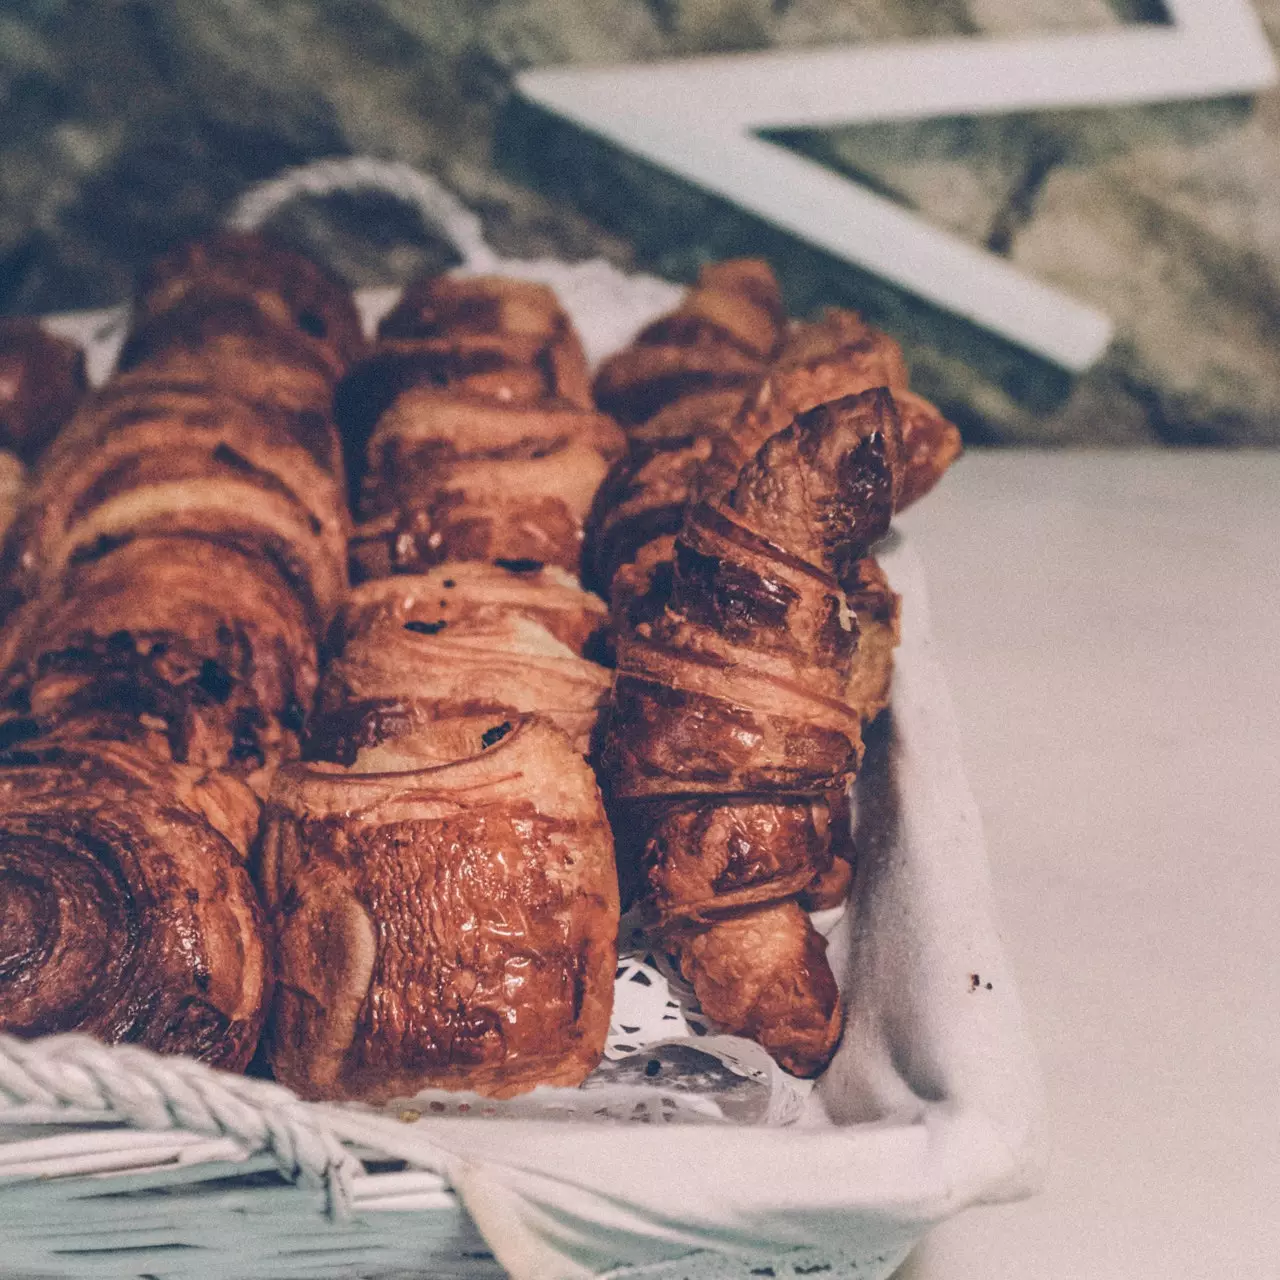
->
[379,275,591,407]
[0,739,260,860]
[585,390,744,593]
[135,230,365,369]
[120,287,347,385]
[604,392,904,808]
[353,387,624,575]
[263,717,619,1100]
[0,744,269,1069]
[606,677,860,798]
[799,846,854,912]
[587,303,954,596]
[0,320,87,464]
[638,796,832,926]
[339,276,621,580]
[0,536,318,793]
[724,390,904,583]
[593,260,786,425]
[672,902,842,1078]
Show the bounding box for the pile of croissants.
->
[0,233,959,1098]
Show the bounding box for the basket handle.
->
[226,155,502,273]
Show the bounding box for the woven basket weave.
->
[1,161,1045,1280]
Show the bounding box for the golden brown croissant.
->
[0,320,87,465]
[0,739,269,1069]
[1,373,351,626]
[0,535,319,792]
[341,276,621,580]
[134,230,366,370]
[593,260,787,426]
[602,390,908,1076]
[314,566,611,759]
[263,714,618,1100]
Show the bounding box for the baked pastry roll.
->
[378,274,593,407]
[602,390,907,1076]
[315,565,611,757]
[263,715,618,1100]
[0,740,269,1069]
[1,374,350,626]
[0,320,87,465]
[135,230,365,370]
[350,388,623,578]
[593,260,787,426]
[341,275,620,580]
[0,536,318,792]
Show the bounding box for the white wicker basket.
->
[4,162,1045,1280]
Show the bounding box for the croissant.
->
[593,260,787,426]
[313,566,612,758]
[264,714,618,1100]
[0,320,87,465]
[0,740,269,1069]
[602,390,907,1076]
[0,535,319,791]
[262,273,624,1100]
[0,374,350,626]
[134,230,366,370]
[341,276,622,579]
[0,237,363,1071]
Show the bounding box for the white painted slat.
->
[516,0,1278,371]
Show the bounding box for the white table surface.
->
[892,451,1280,1279]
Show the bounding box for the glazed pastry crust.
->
[265,716,618,1100]
[135,230,365,369]
[0,741,269,1069]
[1,375,350,626]
[0,536,319,793]
[673,901,843,1079]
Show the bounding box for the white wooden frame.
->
[517,0,1276,371]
